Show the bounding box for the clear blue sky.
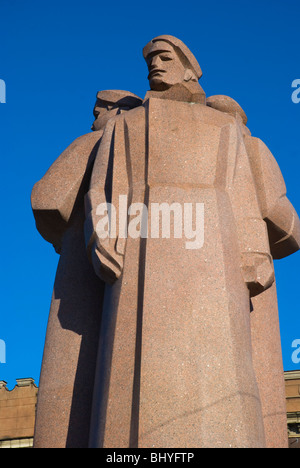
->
[0,0,299,389]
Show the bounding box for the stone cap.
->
[16,378,36,387]
[0,381,7,389]
[94,90,143,117]
[143,35,202,80]
[285,370,300,381]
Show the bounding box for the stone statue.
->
[31,90,142,448]
[32,36,300,448]
[206,94,300,448]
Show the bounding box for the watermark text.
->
[0,339,6,364]
[291,79,300,104]
[0,79,6,103]
[95,196,205,250]
[291,339,300,364]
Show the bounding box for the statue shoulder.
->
[63,130,103,155]
[206,95,248,125]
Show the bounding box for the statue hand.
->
[241,252,275,297]
[91,237,125,285]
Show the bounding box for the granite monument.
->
[32,36,300,448]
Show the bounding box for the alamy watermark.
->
[95,196,205,250]
[0,79,6,103]
[291,79,300,104]
[0,339,6,364]
[291,339,300,364]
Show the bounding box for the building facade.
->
[0,378,38,448]
[285,370,300,448]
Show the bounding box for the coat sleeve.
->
[227,122,275,297]
[31,131,101,251]
[244,135,300,259]
[84,115,129,284]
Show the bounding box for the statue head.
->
[143,35,202,92]
[92,90,142,131]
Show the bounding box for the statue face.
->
[92,102,131,132]
[92,103,119,131]
[145,41,187,91]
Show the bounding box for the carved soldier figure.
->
[31,90,142,448]
[32,36,300,448]
[85,36,300,448]
[207,94,300,447]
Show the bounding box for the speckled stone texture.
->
[242,123,299,449]
[32,37,300,448]
[251,282,289,448]
[86,37,300,448]
[87,95,270,448]
[32,91,142,448]
[33,209,105,448]
[32,131,105,448]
